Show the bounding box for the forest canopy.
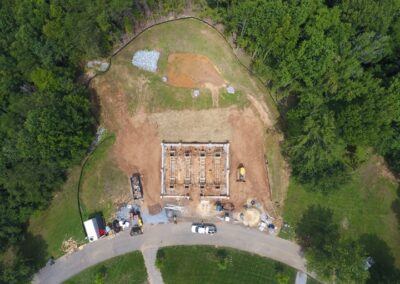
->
[210,0,400,189]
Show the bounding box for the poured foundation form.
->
[161,142,230,199]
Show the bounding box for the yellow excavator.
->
[237,163,246,182]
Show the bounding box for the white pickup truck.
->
[191,223,217,234]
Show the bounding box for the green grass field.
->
[95,18,277,114]
[64,251,147,284]
[25,132,127,260]
[80,133,128,221]
[281,155,400,268]
[26,166,85,259]
[156,246,297,284]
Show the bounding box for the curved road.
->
[33,222,306,284]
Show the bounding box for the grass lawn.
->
[25,131,128,260]
[94,18,278,114]
[264,131,288,215]
[64,251,147,284]
[156,246,297,284]
[26,166,85,259]
[80,132,129,221]
[281,155,400,268]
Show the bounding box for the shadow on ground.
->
[391,186,400,228]
[20,232,49,270]
[359,234,400,283]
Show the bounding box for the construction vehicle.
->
[237,163,246,182]
[129,208,144,236]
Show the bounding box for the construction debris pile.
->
[61,238,78,254]
[132,50,160,72]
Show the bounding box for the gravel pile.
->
[132,50,160,72]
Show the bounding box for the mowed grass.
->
[27,166,85,258]
[264,131,288,215]
[25,132,128,259]
[95,18,277,114]
[219,89,249,108]
[80,133,129,221]
[157,246,297,284]
[64,251,147,284]
[281,155,400,267]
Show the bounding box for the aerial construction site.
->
[160,142,230,199]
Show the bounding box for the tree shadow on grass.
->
[19,232,49,271]
[359,234,400,283]
[391,186,400,229]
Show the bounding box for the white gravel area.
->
[132,50,160,72]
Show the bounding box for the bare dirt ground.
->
[246,94,273,127]
[167,53,225,107]
[93,78,162,211]
[167,53,225,88]
[94,72,272,214]
[149,108,232,142]
[228,108,272,212]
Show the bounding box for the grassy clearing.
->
[281,155,400,267]
[64,251,147,284]
[157,246,296,284]
[25,132,128,260]
[94,19,280,113]
[80,133,128,221]
[219,89,249,109]
[27,166,85,259]
[264,131,288,214]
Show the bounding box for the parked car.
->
[191,223,217,234]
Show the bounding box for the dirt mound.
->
[167,53,225,88]
[243,207,262,227]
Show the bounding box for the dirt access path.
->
[167,53,225,106]
[93,78,162,211]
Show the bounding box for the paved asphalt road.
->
[33,222,306,284]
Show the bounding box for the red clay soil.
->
[94,77,163,211]
[166,53,225,88]
[228,108,272,212]
[112,112,162,210]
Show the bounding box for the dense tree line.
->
[0,0,192,282]
[208,0,400,189]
